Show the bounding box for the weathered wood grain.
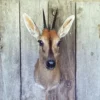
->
[48,0,75,100]
[20,0,48,100]
[0,0,20,100]
[76,2,100,100]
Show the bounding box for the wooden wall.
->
[76,2,100,100]
[0,0,100,100]
[0,0,20,100]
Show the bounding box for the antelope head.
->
[23,10,75,70]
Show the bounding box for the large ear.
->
[58,15,75,38]
[23,13,40,39]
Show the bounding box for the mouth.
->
[46,65,55,70]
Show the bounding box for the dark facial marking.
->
[49,39,53,55]
[47,39,55,60]
[46,39,56,70]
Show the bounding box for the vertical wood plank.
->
[48,0,75,100]
[20,0,48,99]
[76,2,100,100]
[0,0,20,100]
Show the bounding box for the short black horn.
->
[52,9,58,29]
[43,10,47,28]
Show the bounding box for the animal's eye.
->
[57,41,61,47]
[38,40,44,46]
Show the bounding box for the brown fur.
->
[34,29,61,91]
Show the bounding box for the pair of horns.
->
[43,9,58,29]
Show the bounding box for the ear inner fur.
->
[63,19,71,28]
[24,14,34,30]
[58,15,75,38]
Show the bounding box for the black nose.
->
[46,60,56,70]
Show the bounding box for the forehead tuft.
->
[42,29,49,39]
[49,30,59,39]
[41,29,59,40]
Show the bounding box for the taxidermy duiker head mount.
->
[23,10,74,70]
[23,9,74,91]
